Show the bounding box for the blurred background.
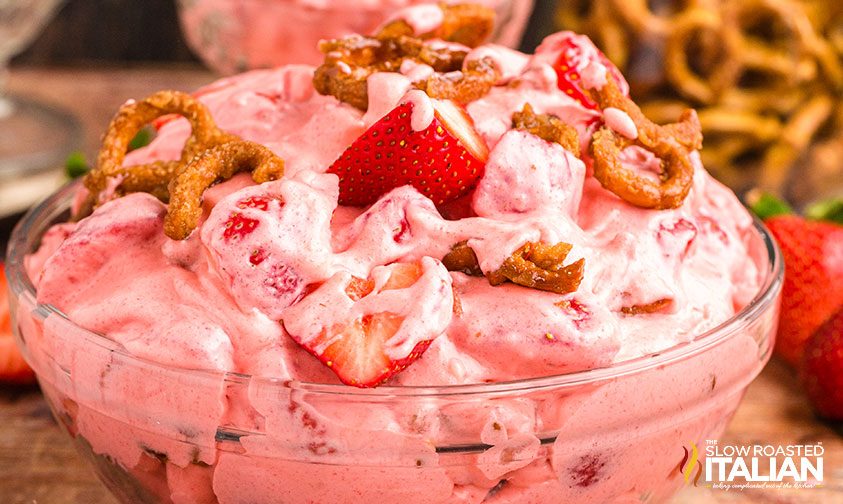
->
[2,0,842,247]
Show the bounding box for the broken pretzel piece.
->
[417,57,501,105]
[512,103,581,156]
[314,4,498,110]
[488,241,585,295]
[620,298,673,315]
[442,240,484,276]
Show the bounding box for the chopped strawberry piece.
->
[657,218,698,259]
[345,277,375,301]
[382,262,423,290]
[570,454,606,488]
[0,262,36,384]
[222,196,273,242]
[328,96,488,207]
[314,312,432,388]
[249,248,267,266]
[223,214,260,241]
[285,260,453,387]
[237,196,271,211]
[555,298,591,329]
[551,33,628,110]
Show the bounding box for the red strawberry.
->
[800,307,843,420]
[765,215,843,366]
[318,312,431,388]
[222,196,272,242]
[0,262,36,384]
[328,96,488,207]
[550,32,629,109]
[288,262,441,387]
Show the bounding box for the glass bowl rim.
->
[5,180,783,397]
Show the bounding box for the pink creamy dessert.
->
[177,0,535,73]
[12,9,780,504]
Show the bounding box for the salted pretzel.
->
[165,140,284,240]
[589,78,703,209]
[82,91,285,240]
[441,239,585,294]
[82,90,237,212]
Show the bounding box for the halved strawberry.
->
[285,260,454,387]
[308,263,427,387]
[0,261,36,384]
[550,32,629,110]
[328,95,488,207]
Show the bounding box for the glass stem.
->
[0,60,13,119]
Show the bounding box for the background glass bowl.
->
[5,181,782,504]
[175,0,536,74]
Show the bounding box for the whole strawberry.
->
[800,307,843,420]
[751,193,843,367]
[0,261,36,384]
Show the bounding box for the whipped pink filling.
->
[32,32,762,386]
[22,27,770,504]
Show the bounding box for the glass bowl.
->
[5,181,782,504]
[175,0,536,74]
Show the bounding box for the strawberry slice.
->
[0,261,36,384]
[284,260,454,387]
[328,94,488,207]
[550,32,629,110]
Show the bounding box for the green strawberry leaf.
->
[65,151,90,179]
[805,198,843,225]
[747,190,793,221]
[128,126,154,151]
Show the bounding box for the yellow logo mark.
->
[679,442,703,486]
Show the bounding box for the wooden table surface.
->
[1,66,841,503]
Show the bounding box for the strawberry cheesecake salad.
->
[8,3,781,503]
